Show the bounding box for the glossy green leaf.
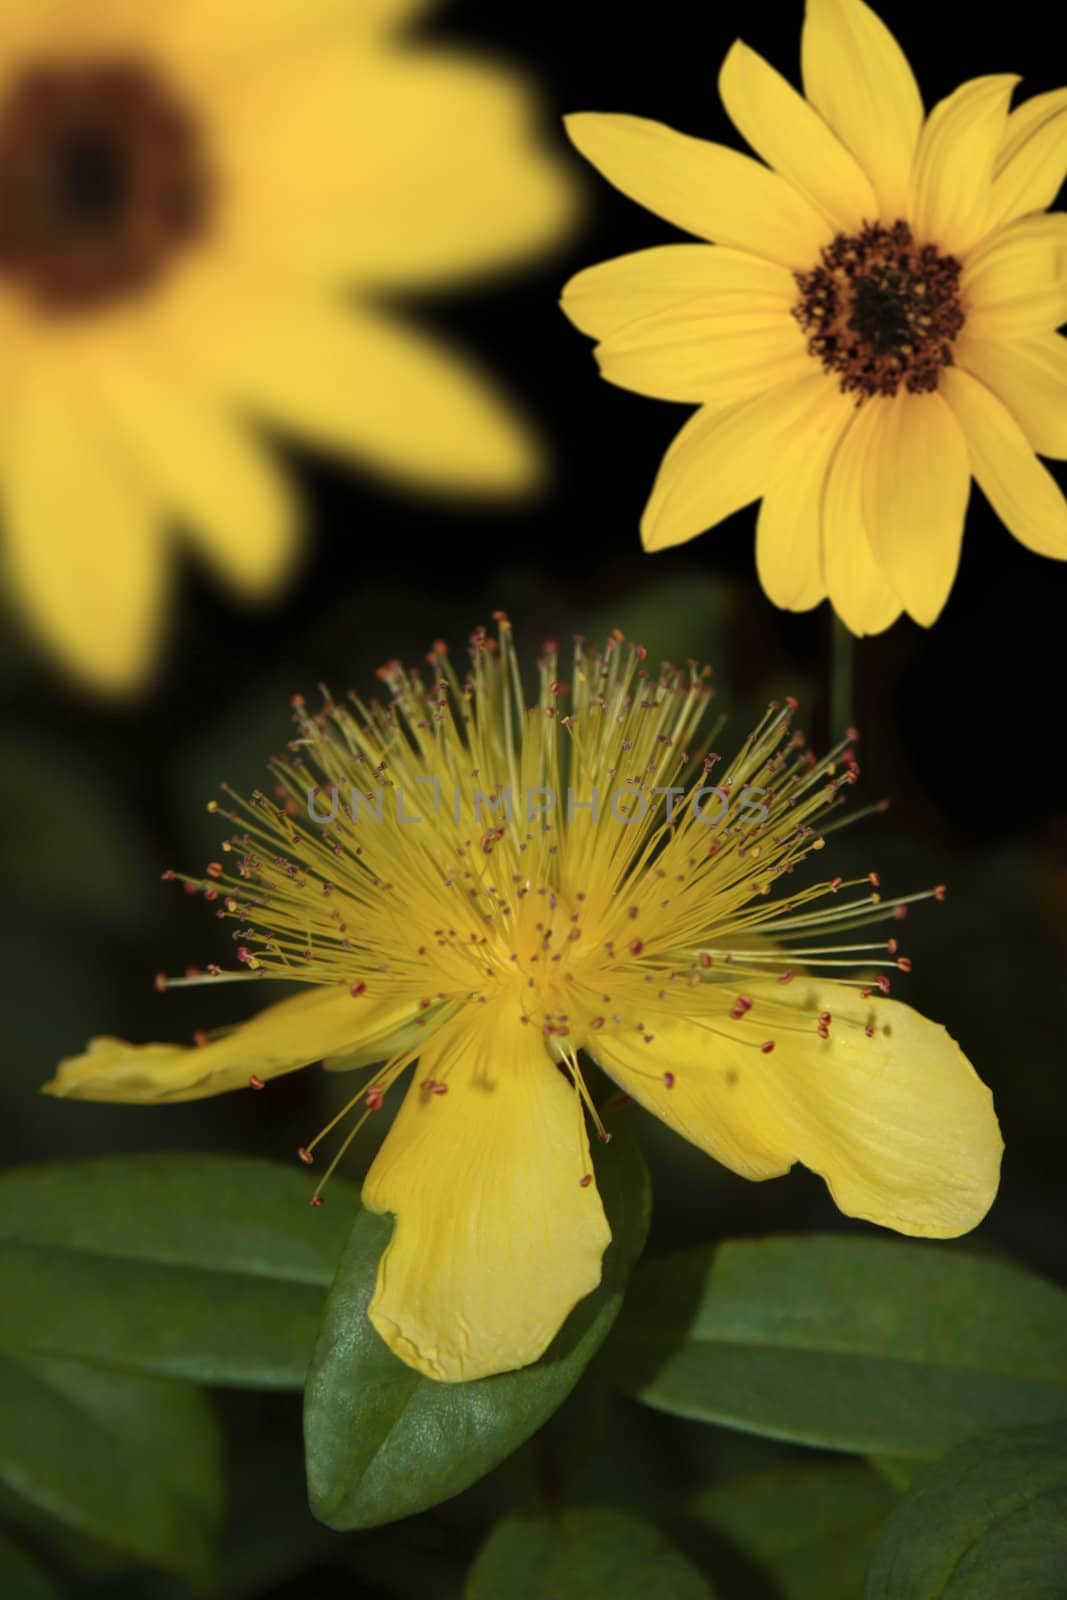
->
[610,1235,1067,1456]
[687,1460,897,1600]
[864,1424,1067,1599]
[304,1114,651,1530]
[0,1353,222,1581]
[0,1156,358,1386]
[0,1533,61,1600]
[466,1507,715,1599]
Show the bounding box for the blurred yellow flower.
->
[0,0,573,692]
[45,620,1002,1382]
[562,0,1067,634]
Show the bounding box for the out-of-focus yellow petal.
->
[595,304,810,403]
[157,0,428,61]
[911,76,1019,258]
[640,374,827,553]
[963,214,1067,338]
[589,982,1002,1239]
[801,0,923,219]
[154,270,540,492]
[363,1003,611,1382]
[80,338,300,598]
[941,366,1067,559]
[956,331,1067,460]
[43,984,415,1104]
[718,39,877,231]
[863,391,970,626]
[560,245,796,342]
[564,113,832,268]
[2,359,166,694]
[822,399,902,636]
[987,87,1067,233]
[220,53,574,288]
[756,383,854,611]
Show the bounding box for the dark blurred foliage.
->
[1,2,1065,1596]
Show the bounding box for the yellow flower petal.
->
[43,983,414,1105]
[363,1004,611,1382]
[863,391,970,626]
[80,338,300,599]
[956,330,1067,460]
[589,982,1002,1239]
[159,0,423,60]
[154,270,540,492]
[963,214,1067,338]
[911,76,1019,258]
[801,0,923,219]
[563,112,831,268]
[718,39,877,231]
[595,305,810,403]
[822,400,902,636]
[2,361,167,694]
[941,366,1067,559]
[987,87,1067,233]
[640,374,827,553]
[756,384,854,611]
[220,52,574,288]
[560,245,796,342]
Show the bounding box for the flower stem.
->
[830,612,855,738]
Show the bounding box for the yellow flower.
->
[0,1,572,693]
[561,0,1067,634]
[45,620,1002,1381]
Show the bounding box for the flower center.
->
[792,221,965,402]
[0,59,209,313]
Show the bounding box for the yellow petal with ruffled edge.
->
[363,1001,611,1382]
[43,984,414,1104]
[588,981,1002,1239]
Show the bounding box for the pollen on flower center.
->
[0,59,210,312]
[792,221,965,402]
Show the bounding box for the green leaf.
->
[304,1114,652,1529]
[0,1156,359,1386]
[610,1235,1067,1456]
[0,1533,61,1600]
[0,1353,223,1581]
[863,1424,1067,1599]
[686,1460,897,1600]
[466,1506,715,1599]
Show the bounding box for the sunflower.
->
[0,1,573,692]
[561,0,1067,634]
[45,619,1002,1383]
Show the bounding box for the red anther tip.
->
[865,1024,875,1038]
[761,1040,775,1054]
[829,876,843,891]
[308,1195,324,1208]
[365,1087,385,1110]
[249,1074,265,1090]
[893,903,908,920]
[206,862,223,878]
[868,871,881,887]
[817,1025,830,1039]
[290,693,305,709]
[662,1071,676,1089]
[598,1130,614,1144]
[579,1173,594,1188]
[153,972,168,992]
[934,883,947,901]
[861,987,872,999]
[897,956,913,972]
[887,937,899,955]
[629,938,645,956]
[350,981,367,997]
[876,798,891,812]
[778,969,794,984]
[785,696,800,711]
[297,1147,314,1166]
[160,869,176,881]
[698,951,712,968]
[846,725,861,742]
[736,996,753,1012]
[193,1030,209,1048]
[819,1011,831,1025]
[589,1016,604,1030]
[876,975,891,995]
[236,946,252,964]
[491,609,509,622]
[636,643,648,660]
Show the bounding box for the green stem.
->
[830,612,855,739]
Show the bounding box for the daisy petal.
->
[563,112,831,268]
[756,385,854,611]
[801,0,923,219]
[963,214,1067,339]
[941,366,1067,558]
[2,363,166,694]
[988,87,1067,232]
[912,75,1020,258]
[560,245,796,342]
[718,39,877,231]
[363,1003,611,1382]
[956,331,1067,459]
[595,305,810,403]
[640,375,827,553]
[156,273,540,492]
[590,983,1002,1238]
[822,400,903,635]
[863,391,970,626]
[43,984,413,1104]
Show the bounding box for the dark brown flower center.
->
[792,221,965,402]
[0,59,209,313]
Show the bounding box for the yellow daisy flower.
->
[561,0,1067,634]
[45,620,1002,1381]
[0,0,573,693]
